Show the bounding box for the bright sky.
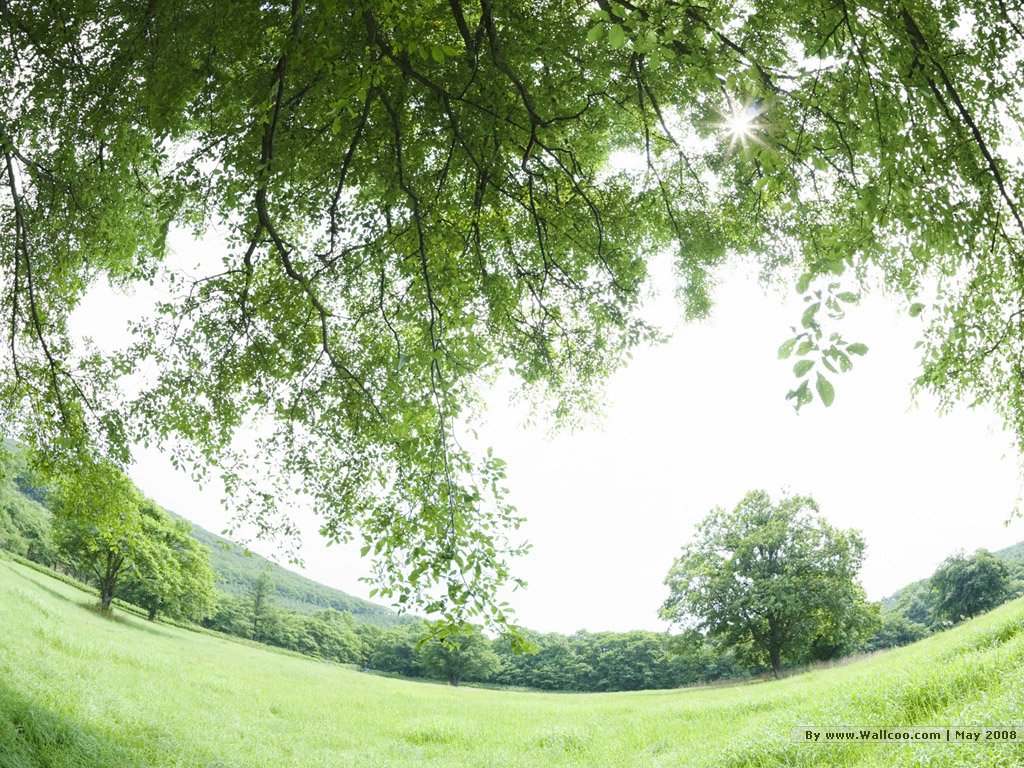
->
[80,243,1024,636]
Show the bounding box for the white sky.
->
[79,244,1024,636]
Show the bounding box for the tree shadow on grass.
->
[0,679,234,768]
[3,561,88,609]
[5,561,177,640]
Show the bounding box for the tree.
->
[120,503,217,622]
[50,464,144,611]
[662,491,873,677]
[5,1,1024,626]
[364,623,427,678]
[887,579,940,630]
[931,549,1009,623]
[420,625,502,686]
[302,609,366,664]
[250,569,276,643]
[862,611,930,652]
[205,594,255,639]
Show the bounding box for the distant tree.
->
[888,580,940,629]
[1006,561,1024,602]
[662,491,872,677]
[666,631,746,683]
[120,503,217,622]
[420,625,501,686]
[304,610,365,664]
[0,478,56,565]
[250,569,276,642]
[364,623,426,678]
[931,549,1009,623]
[204,594,253,638]
[862,611,931,652]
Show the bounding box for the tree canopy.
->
[120,501,217,622]
[3,0,1024,629]
[661,490,876,676]
[930,548,1010,622]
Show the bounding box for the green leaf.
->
[837,292,859,304]
[793,359,814,377]
[909,303,925,317]
[777,338,797,359]
[816,373,835,406]
[801,302,820,329]
[586,24,604,43]
[608,24,626,49]
[847,342,869,356]
[786,380,812,409]
[796,273,813,294]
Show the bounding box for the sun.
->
[726,108,756,140]
[720,99,766,149]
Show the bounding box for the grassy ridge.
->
[3,556,1024,767]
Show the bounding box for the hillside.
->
[0,456,409,628]
[184,517,412,626]
[4,553,1024,767]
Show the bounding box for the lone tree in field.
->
[662,491,875,677]
[5,1,1024,629]
[931,549,1009,623]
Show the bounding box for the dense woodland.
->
[4,451,1022,690]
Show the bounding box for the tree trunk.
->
[148,605,158,621]
[99,580,114,611]
[767,618,782,679]
[98,550,122,612]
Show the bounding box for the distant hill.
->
[0,453,410,628]
[993,538,1024,563]
[182,518,412,627]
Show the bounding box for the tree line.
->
[203,575,747,690]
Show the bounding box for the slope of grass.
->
[3,556,1024,767]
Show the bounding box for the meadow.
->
[2,554,1024,768]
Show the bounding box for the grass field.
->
[3,555,1024,767]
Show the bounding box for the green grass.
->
[3,555,1024,767]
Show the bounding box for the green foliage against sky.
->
[4,1,1024,627]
